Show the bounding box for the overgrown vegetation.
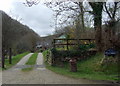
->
[51,43,96,58]
[42,50,49,61]
[3,52,29,70]
[26,53,38,65]
[43,51,119,81]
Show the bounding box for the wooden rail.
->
[53,38,95,50]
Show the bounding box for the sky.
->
[0,0,54,37]
[0,0,119,37]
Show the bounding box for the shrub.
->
[51,49,81,58]
[50,44,96,61]
[78,44,96,51]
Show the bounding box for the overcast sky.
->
[0,0,54,37]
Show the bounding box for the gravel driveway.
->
[2,53,114,84]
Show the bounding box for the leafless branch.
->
[104,2,112,19]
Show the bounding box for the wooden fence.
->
[53,38,95,50]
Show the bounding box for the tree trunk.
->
[89,2,103,52]
[94,12,103,52]
[95,27,102,52]
[79,2,84,30]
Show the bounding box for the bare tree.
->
[89,2,104,51]
[45,1,85,29]
[24,0,120,52]
[104,2,120,23]
[103,2,120,49]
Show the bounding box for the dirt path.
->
[2,53,113,84]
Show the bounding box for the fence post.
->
[2,50,5,68]
[88,39,90,44]
[9,48,12,64]
[53,39,55,48]
[67,39,69,50]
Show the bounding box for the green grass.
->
[43,51,119,81]
[26,53,38,65]
[42,50,49,62]
[3,52,29,70]
[21,67,33,72]
[21,53,38,72]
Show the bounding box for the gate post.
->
[2,50,5,68]
[67,39,69,50]
[9,48,12,64]
[53,39,55,48]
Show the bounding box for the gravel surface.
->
[2,53,113,84]
[36,53,43,65]
[16,53,33,65]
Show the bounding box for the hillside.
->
[1,10,40,55]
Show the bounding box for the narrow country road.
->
[2,53,113,84]
[36,53,44,65]
[16,53,33,65]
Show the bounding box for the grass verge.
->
[43,51,119,81]
[3,52,29,70]
[21,67,33,72]
[22,53,38,72]
[26,53,38,65]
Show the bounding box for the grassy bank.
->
[43,50,119,81]
[42,50,48,62]
[3,52,29,70]
[26,53,38,65]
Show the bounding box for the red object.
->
[69,58,77,72]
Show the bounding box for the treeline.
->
[55,23,120,50]
[1,10,40,56]
[44,1,120,52]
